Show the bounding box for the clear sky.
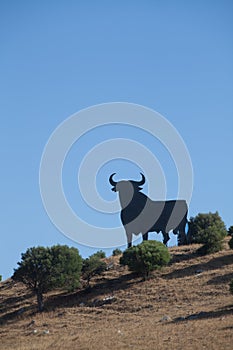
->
[1,1,233,280]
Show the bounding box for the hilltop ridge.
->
[0,241,233,350]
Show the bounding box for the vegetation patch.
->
[120,240,171,279]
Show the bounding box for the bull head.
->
[109,173,146,192]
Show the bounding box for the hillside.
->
[0,241,233,350]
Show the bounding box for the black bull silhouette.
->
[109,173,188,248]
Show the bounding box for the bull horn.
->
[109,173,117,186]
[136,173,146,186]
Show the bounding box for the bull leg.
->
[177,219,188,246]
[142,232,148,242]
[177,230,187,246]
[127,232,133,249]
[162,231,170,246]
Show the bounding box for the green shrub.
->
[120,241,170,280]
[0,275,2,282]
[187,212,227,255]
[12,245,82,311]
[229,236,233,249]
[92,250,106,259]
[228,225,233,236]
[196,226,225,255]
[112,248,122,256]
[82,255,107,287]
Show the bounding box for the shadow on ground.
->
[172,304,233,323]
[0,303,34,326]
[164,253,233,280]
[0,272,140,325]
[47,271,139,310]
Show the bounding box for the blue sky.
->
[1,1,232,280]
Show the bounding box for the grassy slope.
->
[0,240,233,350]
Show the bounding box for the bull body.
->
[109,173,188,248]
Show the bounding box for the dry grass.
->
[1,240,233,350]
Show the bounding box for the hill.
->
[0,241,233,350]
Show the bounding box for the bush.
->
[120,241,170,280]
[82,255,107,288]
[92,250,106,259]
[0,275,2,282]
[228,226,233,249]
[228,226,233,236]
[112,248,122,256]
[12,245,82,311]
[229,236,233,249]
[197,226,225,255]
[187,212,227,255]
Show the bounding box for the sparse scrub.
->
[120,240,170,280]
[82,255,107,288]
[112,248,122,256]
[229,236,233,249]
[187,212,227,255]
[12,245,82,311]
[1,244,233,350]
[197,226,225,255]
[92,250,106,259]
[228,225,233,236]
[228,226,233,249]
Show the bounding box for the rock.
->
[93,296,117,306]
[102,296,116,302]
[27,320,35,327]
[160,315,172,322]
[32,329,38,334]
[79,302,85,307]
[106,262,114,270]
[43,330,49,335]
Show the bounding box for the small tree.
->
[92,250,106,259]
[187,212,227,254]
[0,275,2,282]
[82,255,107,288]
[228,226,233,249]
[197,226,225,255]
[228,226,233,236]
[229,237,233,249]
[12,245,82,311]
[112,248,122,256]
[120,241,170,280]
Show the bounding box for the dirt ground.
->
[0,241,233,350]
